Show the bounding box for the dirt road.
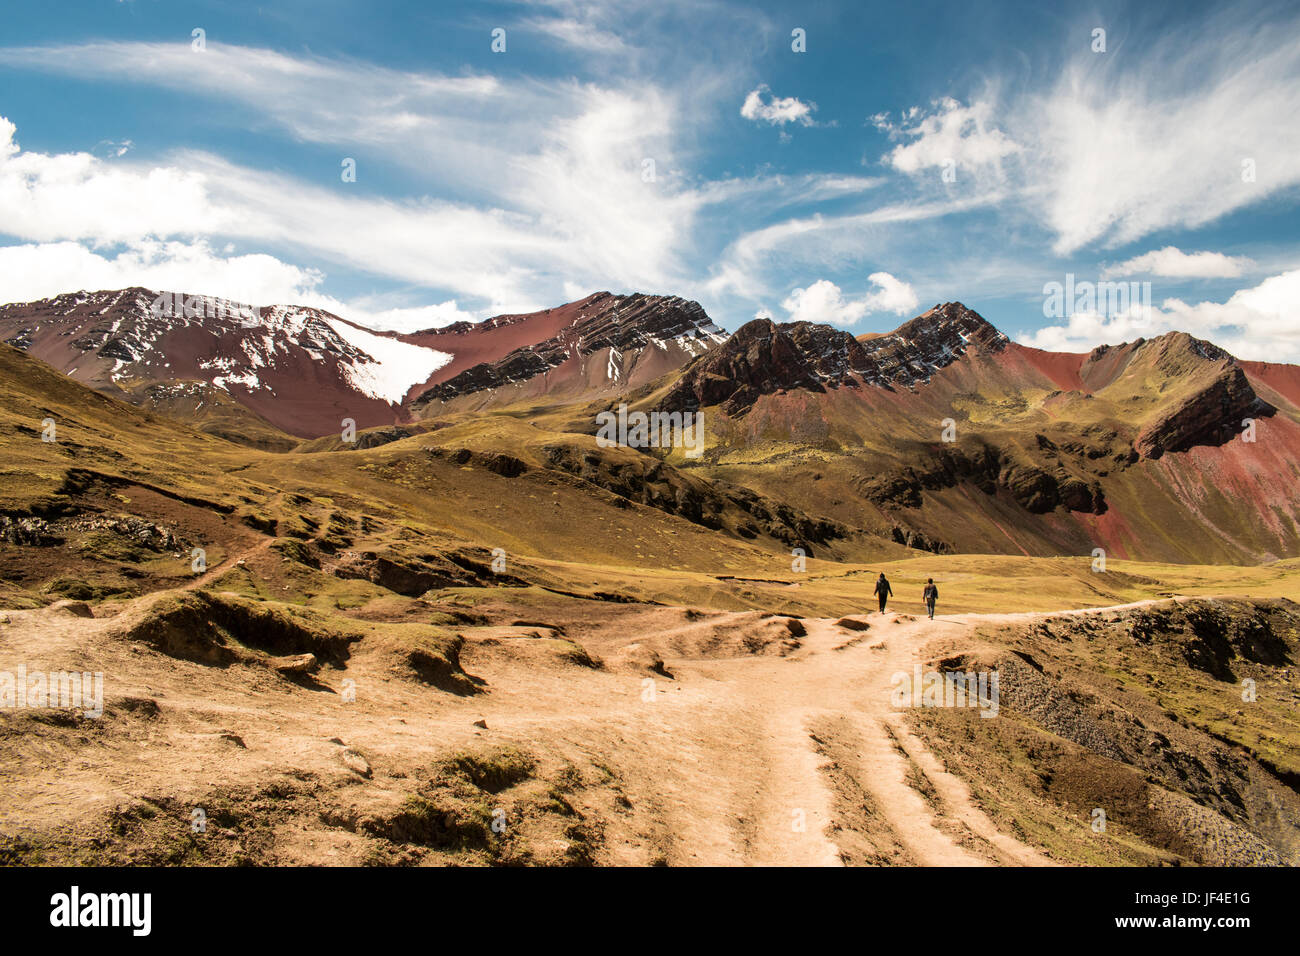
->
[0,596,1072,865]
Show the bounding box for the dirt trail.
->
[0,595,1146,866]
[671,613,1056,866]
[183,537,275,591]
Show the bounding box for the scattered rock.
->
[0,515,58,546]
[835,616,871,631]
[472,719,488,729]
[220,732,246,749]
[340,747,372,778]
[268,652,319,675]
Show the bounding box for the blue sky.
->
[1,0,1298,359]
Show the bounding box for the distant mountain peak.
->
[410,292,726,407]
[667,301,1008,414]
[1086,329,1235,367]
[893,302,1008,352]
[0,287,451,437]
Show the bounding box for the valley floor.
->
[2,581,1296,866]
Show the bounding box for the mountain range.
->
[2,287,1298,569]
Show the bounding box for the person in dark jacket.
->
[923,578,939,619]
[873,573,893,613]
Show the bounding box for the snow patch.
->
[323,317,452,404]
[213,370,260,392]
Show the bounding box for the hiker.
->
[923,578,939,620]
[873,572,893,614]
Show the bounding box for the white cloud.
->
[334,300,479,333]
[741,85,817,127]
[784,280,865,325]
[861,271,920,315]
[1016,307,1158,355]
[0,45,707,306]
[562,280,590,302]
[877,97,1021,177]
[0,238,322,308]
[782,273,917,327]
[0,117,220,245]
[1100,246,1255,279]
[865,14,1300,259]
[1019,268,1300,362]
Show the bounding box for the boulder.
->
[50,599,94,618]
[268,652,319,675]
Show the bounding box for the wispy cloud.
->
[525,16,626,51]
[1019,10,1300,254]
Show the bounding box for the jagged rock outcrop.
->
[412,292,725,405]
[666,301,1007,414]
[889,526,951,553]
[538,442,845,552]
[860,301,1009,386]
[663,319,863,415]
[859,443,1107,515]
[1134,365,1262,459]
